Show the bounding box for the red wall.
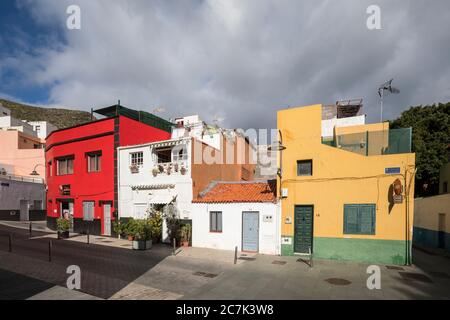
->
[46,115,171,235]
[119,115,171,147]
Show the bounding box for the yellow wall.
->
[414,194,450,232]
[278,104,415,242]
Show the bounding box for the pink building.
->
[0,130,45,178]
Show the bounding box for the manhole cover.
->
[238,257,256,261]
[193,271,218,278]
[95,237,106,240]
[272,260,287,265]
[429,271,450,279]
[121,244,131,247]
[325,278,351,286]
[386,265,404,271]
[101,240,113,243]
[399,272,433,283]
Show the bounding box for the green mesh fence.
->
[322,127,411,156]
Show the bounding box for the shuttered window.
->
[210,211,222,232]
[297,160,312,176]
[83,201,95,221]
[343,204,375,235]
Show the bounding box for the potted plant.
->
[180,166,186,175]
[152,167,159,177]
[113,220,124,239]
[180,224,191,247]
[56,218,70,239]
[130,164,139,173]
[174,163,179,172]
[132,220,152,250]
[124,219,136,241]
[158,164,164,173]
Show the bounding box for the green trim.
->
[313,237,410,265]
[281,236,294,256]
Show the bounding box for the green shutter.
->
[344,204,376,235]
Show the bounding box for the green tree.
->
[390,102,450,197]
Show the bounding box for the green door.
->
[294,205,313,254]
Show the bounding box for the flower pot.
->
[181,241,189,247]
[132,240,146,250]
[145,240,152,249]
[57,231,69,239]
[127,235,134,241]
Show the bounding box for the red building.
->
[45,104,172,235]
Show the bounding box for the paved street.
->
[0,223,449,300]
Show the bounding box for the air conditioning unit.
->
[281,188,288,198]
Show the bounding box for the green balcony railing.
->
[322,127,412,156]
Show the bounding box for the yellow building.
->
[277,104,415,265]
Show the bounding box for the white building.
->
[192,180,280,255]
[117,114,257,242]
[26,121,58,140]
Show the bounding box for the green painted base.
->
[281,236,411,265]
[281,236,294,256]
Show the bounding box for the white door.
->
[103,204,111,236]
[20,200,29,221]
[69,202,74,232]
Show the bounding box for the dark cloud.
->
[3,0,450,129]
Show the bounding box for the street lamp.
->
[268,130,286,198]
[30,164,45,176]
[378,78,400,122]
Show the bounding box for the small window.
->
[57,156,74,175]
[130,152,143,167]
[344,204,376,235]
[87,151,101,172]
[210,211,222,232]
[297,160,312,176]
[173,147,187,162]
[155,148,172,164]
[83,201,95,221]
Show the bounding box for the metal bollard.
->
[29,222,32,238]
[48,240,52,262]
[172,238,176,255]
[309,246,313,268]
[234,246,238,265]
[87,228,90,245]
[8,234,12,252]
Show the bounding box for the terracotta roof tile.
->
[193,180,276,203]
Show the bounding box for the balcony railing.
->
[322,127,412,156]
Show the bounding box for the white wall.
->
[27,121,58,140]
[0,116,37,137]
[321,115,366,138]
[191,202,280,255]
[118,138,194,221]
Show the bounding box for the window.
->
[210,211,222,232]
[57,156,74,175]
[33,200,42,210]
[47,161,52,177]
[83,201,95,221]
[155,148,172,163]
[35,126,41,134]
[130,152,143,166]
[173,147,187,162]
[87,151,101,172]
[443,181,448,194]
[297,160,312,176]
[344,204,376,235]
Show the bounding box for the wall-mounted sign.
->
[285,216,292,224]
[282,237,292,245]
[392,178,403,204]
[263,215,273,223]
[385,167,401,174]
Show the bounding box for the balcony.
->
[322,127,412,156]
[151,161,189,177]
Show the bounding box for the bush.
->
[148,211,162,243]
[56,218,70,232]
[124,219,152,241]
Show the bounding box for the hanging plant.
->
[152,167,159,177]
[174,163,179,172]
[180,166,186,175]
[158,164,164,173]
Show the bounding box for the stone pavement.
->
[1,222,450,300]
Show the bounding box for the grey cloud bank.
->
[3,0,450,129]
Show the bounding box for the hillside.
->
[0,99,94,129]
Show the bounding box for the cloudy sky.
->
[0,0,449,130]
